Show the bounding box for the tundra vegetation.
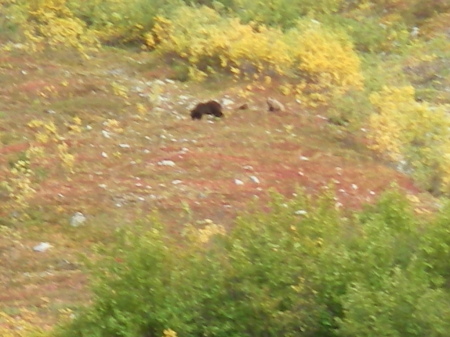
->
[0,0,449,336]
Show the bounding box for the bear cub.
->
[190,100,224,120]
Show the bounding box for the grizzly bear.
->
[190,100,224,120]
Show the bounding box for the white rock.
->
[234,179,244,186]
[70,212,87,227]
[119,143,131,148]
[294,210,308,215]
[102,130,111,138]
[101,152,108,158]
[158,160,175,167]
[33,242,52,252]
[222,98,234,106]
[410,26,419,38]
[249,176,260,184]
[351,184,358,190]
[299,156,309,161]
[172,180,182,185]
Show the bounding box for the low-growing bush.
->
[367,85,450,194]
[55,188,450,337]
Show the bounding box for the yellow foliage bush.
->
[147,5,363,104]
[147,6,292,82]
[1,156,36,213]
[8,0,98,56]
[286,20,364,104]
[368,85,450,193]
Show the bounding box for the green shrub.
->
[338,265,450,337]
[55,189,450,337]
[66,0,179,45]
[420,201,450,281]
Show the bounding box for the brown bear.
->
[190,100,224,120]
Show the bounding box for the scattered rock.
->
[249,176,260,184]
[33,242,52,252]
[267,97,285,112]
[70,212,87,227]
[102,130,111,138]
[158,160,176,167]
[222,98,234,106]
[238,103,249,110]
[119,143,131,149]
[410,26,419,38]
[234,179,244,186]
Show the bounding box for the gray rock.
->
[33,242,52,252]
[158,160,175,167]
[70,212,87,227]
[249,176,260,184]
[234,179,244,185]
